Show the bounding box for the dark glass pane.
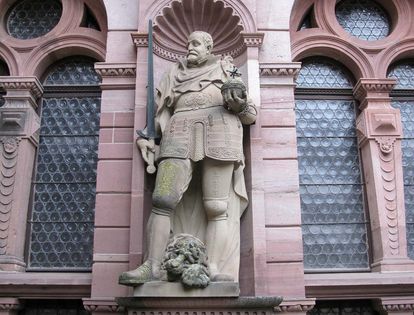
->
[296,59,354,88]
[81,5,101,31]
[29,96,99,270]
[388,62,414,89]
[336,0,390,41]
[40,97,100,136]
[297,99,369,270]
[391,100,414,259]
[308,301,378,315]
[29,57,100,270]
[20,299,89,315]
[299,8,313,31]
[7,0,62,40]
[44,57,101,86]
[0,94,6,107]
[0,60,9,76]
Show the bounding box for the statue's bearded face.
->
[186,34,210,65]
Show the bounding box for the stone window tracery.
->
[388,61,414,259]
[6,0,62,40]
[27,56,100,270]
[335,0,391,41]
[296,58,369,271]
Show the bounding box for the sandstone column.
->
[354,78,414,272]
[0,77,42,272]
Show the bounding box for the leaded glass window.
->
[28,56,100,270]
[335,0,391,41]
[388,61,414,259]
[298,6,315,31]
[7,0,62,40]
[308,300,379,315]
[296,58,369,271]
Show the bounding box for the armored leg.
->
[119,159,193,286]
[202,158,234,281]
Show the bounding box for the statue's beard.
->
[187,56,208,67]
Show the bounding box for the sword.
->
[137,19,158,174]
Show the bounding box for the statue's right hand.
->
[136,138,155,164]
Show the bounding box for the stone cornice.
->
[83,299,125,313]
[95,63,137,78]
[131,32,148,47]
[353,78,396,102]
[0,77,43,100]
[131,32,264,62]
[259,62,302,78]
[0,298,23,311]
[375,297,414,313]
[274,299,315,313]
[241,32,265,47]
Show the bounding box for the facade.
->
[0,0,414,314]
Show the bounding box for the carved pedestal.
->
[117,296,282,315]
[354,79,414,272]
[0,77,42,271]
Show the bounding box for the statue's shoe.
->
[210,273,234,282]
[118,261,154,285]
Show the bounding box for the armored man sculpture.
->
[119,31,257,288]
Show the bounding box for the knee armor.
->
[203,198,228,220]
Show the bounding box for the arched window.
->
[296,58,369,271]
[27,56,101,270]
[388,61,414,259]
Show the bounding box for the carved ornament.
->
[0,137,19,256]
[353,78,396,103]
[382,303,414,312]
[376,137,400,255]
[0,77,43,100]
[95,63,137,78]
[83,299,125,313]
[259,63,302,78]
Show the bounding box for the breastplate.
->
[175,84,223,112]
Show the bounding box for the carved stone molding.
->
[0,77,43,101]
[259,63,302,78]
[353,78,396,108]
[0,137,19,257]
[83,299,125,313]
[117,296,282,315]
[274,299,315,313]
[376,137,399,255]
[0,298,23,311]
[95,63,137,78]
[375,298,414,313]
[131,32,264,62]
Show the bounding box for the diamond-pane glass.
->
[7,0,62,40]
[336,0,390,41]
[29,58,100,270]
[308,301,379,315]
[297,99,368,270]
[388,62,414,89]
[391,100,414,259]
[44,57,100,86]
[296,60,354,88]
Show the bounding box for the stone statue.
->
[119,31,257,287]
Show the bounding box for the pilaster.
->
[354,78,414,272]
[256,63,305,298]
[83,298,126,315]
[0,77,42,272]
